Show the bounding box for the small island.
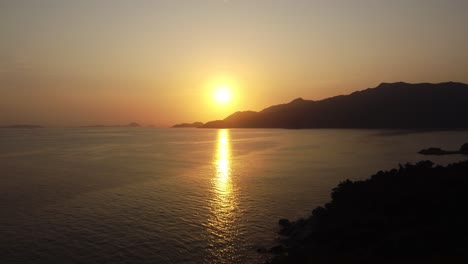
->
[81,122,142,128]
[125,122,141,127]
[0,125,43,129]
[265,160,468,263]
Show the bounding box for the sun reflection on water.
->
[206,129,240,262]
[216,129,231,187]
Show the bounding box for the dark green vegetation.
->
[267,160,468,263]
[200,82,468,129]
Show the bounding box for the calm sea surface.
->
[1,128,467,263]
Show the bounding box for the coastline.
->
[263,160,468,263]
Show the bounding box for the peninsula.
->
[185,82,468,129]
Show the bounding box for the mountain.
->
[201,82,468,129]
[172,122,204,128]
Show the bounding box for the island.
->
[81,122,142,128]
[0,125,43,129]
[125,122,141,127]
[263,160,468,263]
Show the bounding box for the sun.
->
[214,85,232,105]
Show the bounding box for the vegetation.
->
[267,160,468,263]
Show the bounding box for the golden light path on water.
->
[206,129,240,262]
[216,129,231,187]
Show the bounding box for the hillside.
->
[266,160,468,263]
[201,82,468,129]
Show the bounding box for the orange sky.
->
[1,0,468,126]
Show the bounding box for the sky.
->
[1,0,468,126]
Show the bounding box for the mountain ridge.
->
[197,82,468,129]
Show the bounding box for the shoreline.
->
[263,159,468,263]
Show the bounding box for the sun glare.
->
[214,86,232,105]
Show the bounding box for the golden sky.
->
[1,0,468,126]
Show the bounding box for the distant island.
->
[0,125,43,129]
[126,122,141,127]
[179,82,468,129]
[172,122,204,128]
[81,122,142,128]
[264,160,468,263]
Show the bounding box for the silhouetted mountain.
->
[202,82,468,129]
[171,122,204,128]
[0,125,43,129]
[265,160,468,263]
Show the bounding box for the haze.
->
[1,0,468,126]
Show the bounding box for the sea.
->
[1,128,467,263]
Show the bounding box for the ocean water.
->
[1,128,467,263]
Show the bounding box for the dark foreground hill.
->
[201,82,468,129]
[265,160,468,264]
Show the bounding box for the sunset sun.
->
[214,85,232,105]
